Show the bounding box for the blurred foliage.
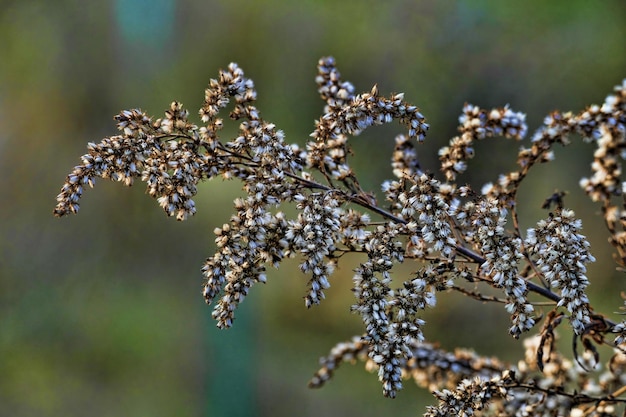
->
[1,0,625,416]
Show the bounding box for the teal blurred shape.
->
[114,0,175,45]
[206,307,255,417]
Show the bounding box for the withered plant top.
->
[55,57,626,416]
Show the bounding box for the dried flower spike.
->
[54,58,626,415]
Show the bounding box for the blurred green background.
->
[1,1,625,416]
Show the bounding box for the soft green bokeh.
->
[1,1,625,416]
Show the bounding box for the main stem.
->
[288,171,562,304]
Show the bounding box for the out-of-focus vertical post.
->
[205,303,256,417]
[113,1,256,415]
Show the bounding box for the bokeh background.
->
[2,1,625,416]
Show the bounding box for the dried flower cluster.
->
[54,57,626,415]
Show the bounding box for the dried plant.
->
[54,57,626,416]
